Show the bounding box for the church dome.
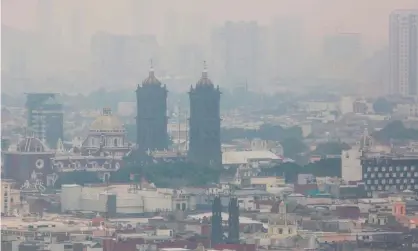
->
[142,68,161,86]
[196,62,214,87]
[196,69,213,87]
[17,137,48,152]
[90,108,124,132]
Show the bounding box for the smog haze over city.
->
[4,1,418,250]
[2,0,417,94]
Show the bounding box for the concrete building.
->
[60,184,194,214]
[389,10,418,96]
[25,93,64,149]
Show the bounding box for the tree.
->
[312,142,351,156]
[373,97,394,114]
[373,120,418,142]
[221,124,303,143]
[280,138,308,160]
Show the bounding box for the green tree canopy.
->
[221,124,303,143]
[312,141,351,155]
[373,120,418,142]
[118,160,221,188]
[280,138,308,160]
[373,97,394,114]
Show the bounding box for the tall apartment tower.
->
[25,93,64,148]
[389,10,418,96]
[188,64,222,167]
[136,66,168,154]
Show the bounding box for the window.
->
[374,167,379,172]
[412,179,415,183]
[367,167,372,172]
[396,179,401,184]
[400,173,404,177]
[396,166,401,171]
[407,173,411,177]
[400,185,404,190]
[389,166,393,171]
[392,173,397,177]
[382,166,386,171]
[371,173,375,178]
[288,228,292,234]
[414,172,418,177]
[279,228,283,234]
[367,180,371,184]
[114,138,118,147]
[374,180,378,185]
[404,166,408,171]
[385,173,390,178]
[412,166,416,171]
[382,179,386,184]
[364,174,368,178]
[378,173,383,178]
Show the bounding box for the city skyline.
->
[3,0,418,49]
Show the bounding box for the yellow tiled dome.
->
[90,108,124,131]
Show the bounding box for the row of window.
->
[366,178,415,185]
[365,184,418,191]
[366,166,416,172]
[364,172,418,178]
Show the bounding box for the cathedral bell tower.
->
[188,62,222,167]
[136,62,168,155]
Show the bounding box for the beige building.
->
[1,180,20,216]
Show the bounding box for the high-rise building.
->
[136,66,168,153]
[25,93,64,148]
[322,33,363,79]
[211,21,260,86]
[389,10,418,96]
[188,65,222,166]
[91,32,160,89]
[211,196,223,246]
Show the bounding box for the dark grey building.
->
[362,154,418,197]
[188,67,221,166]
[136,67,168,153]
[25,93,64,149]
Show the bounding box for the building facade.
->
[389,10,418,96]
[25,93,64,149]
[362,155,418,197]
[188,66,222,166]
[136,67,168,153]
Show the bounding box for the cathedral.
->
[135,65,168,154]
[188,64,222,167]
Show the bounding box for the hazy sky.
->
[2,0,418,49]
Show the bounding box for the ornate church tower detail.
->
[136,63,168,154]
[188,62,222,166]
